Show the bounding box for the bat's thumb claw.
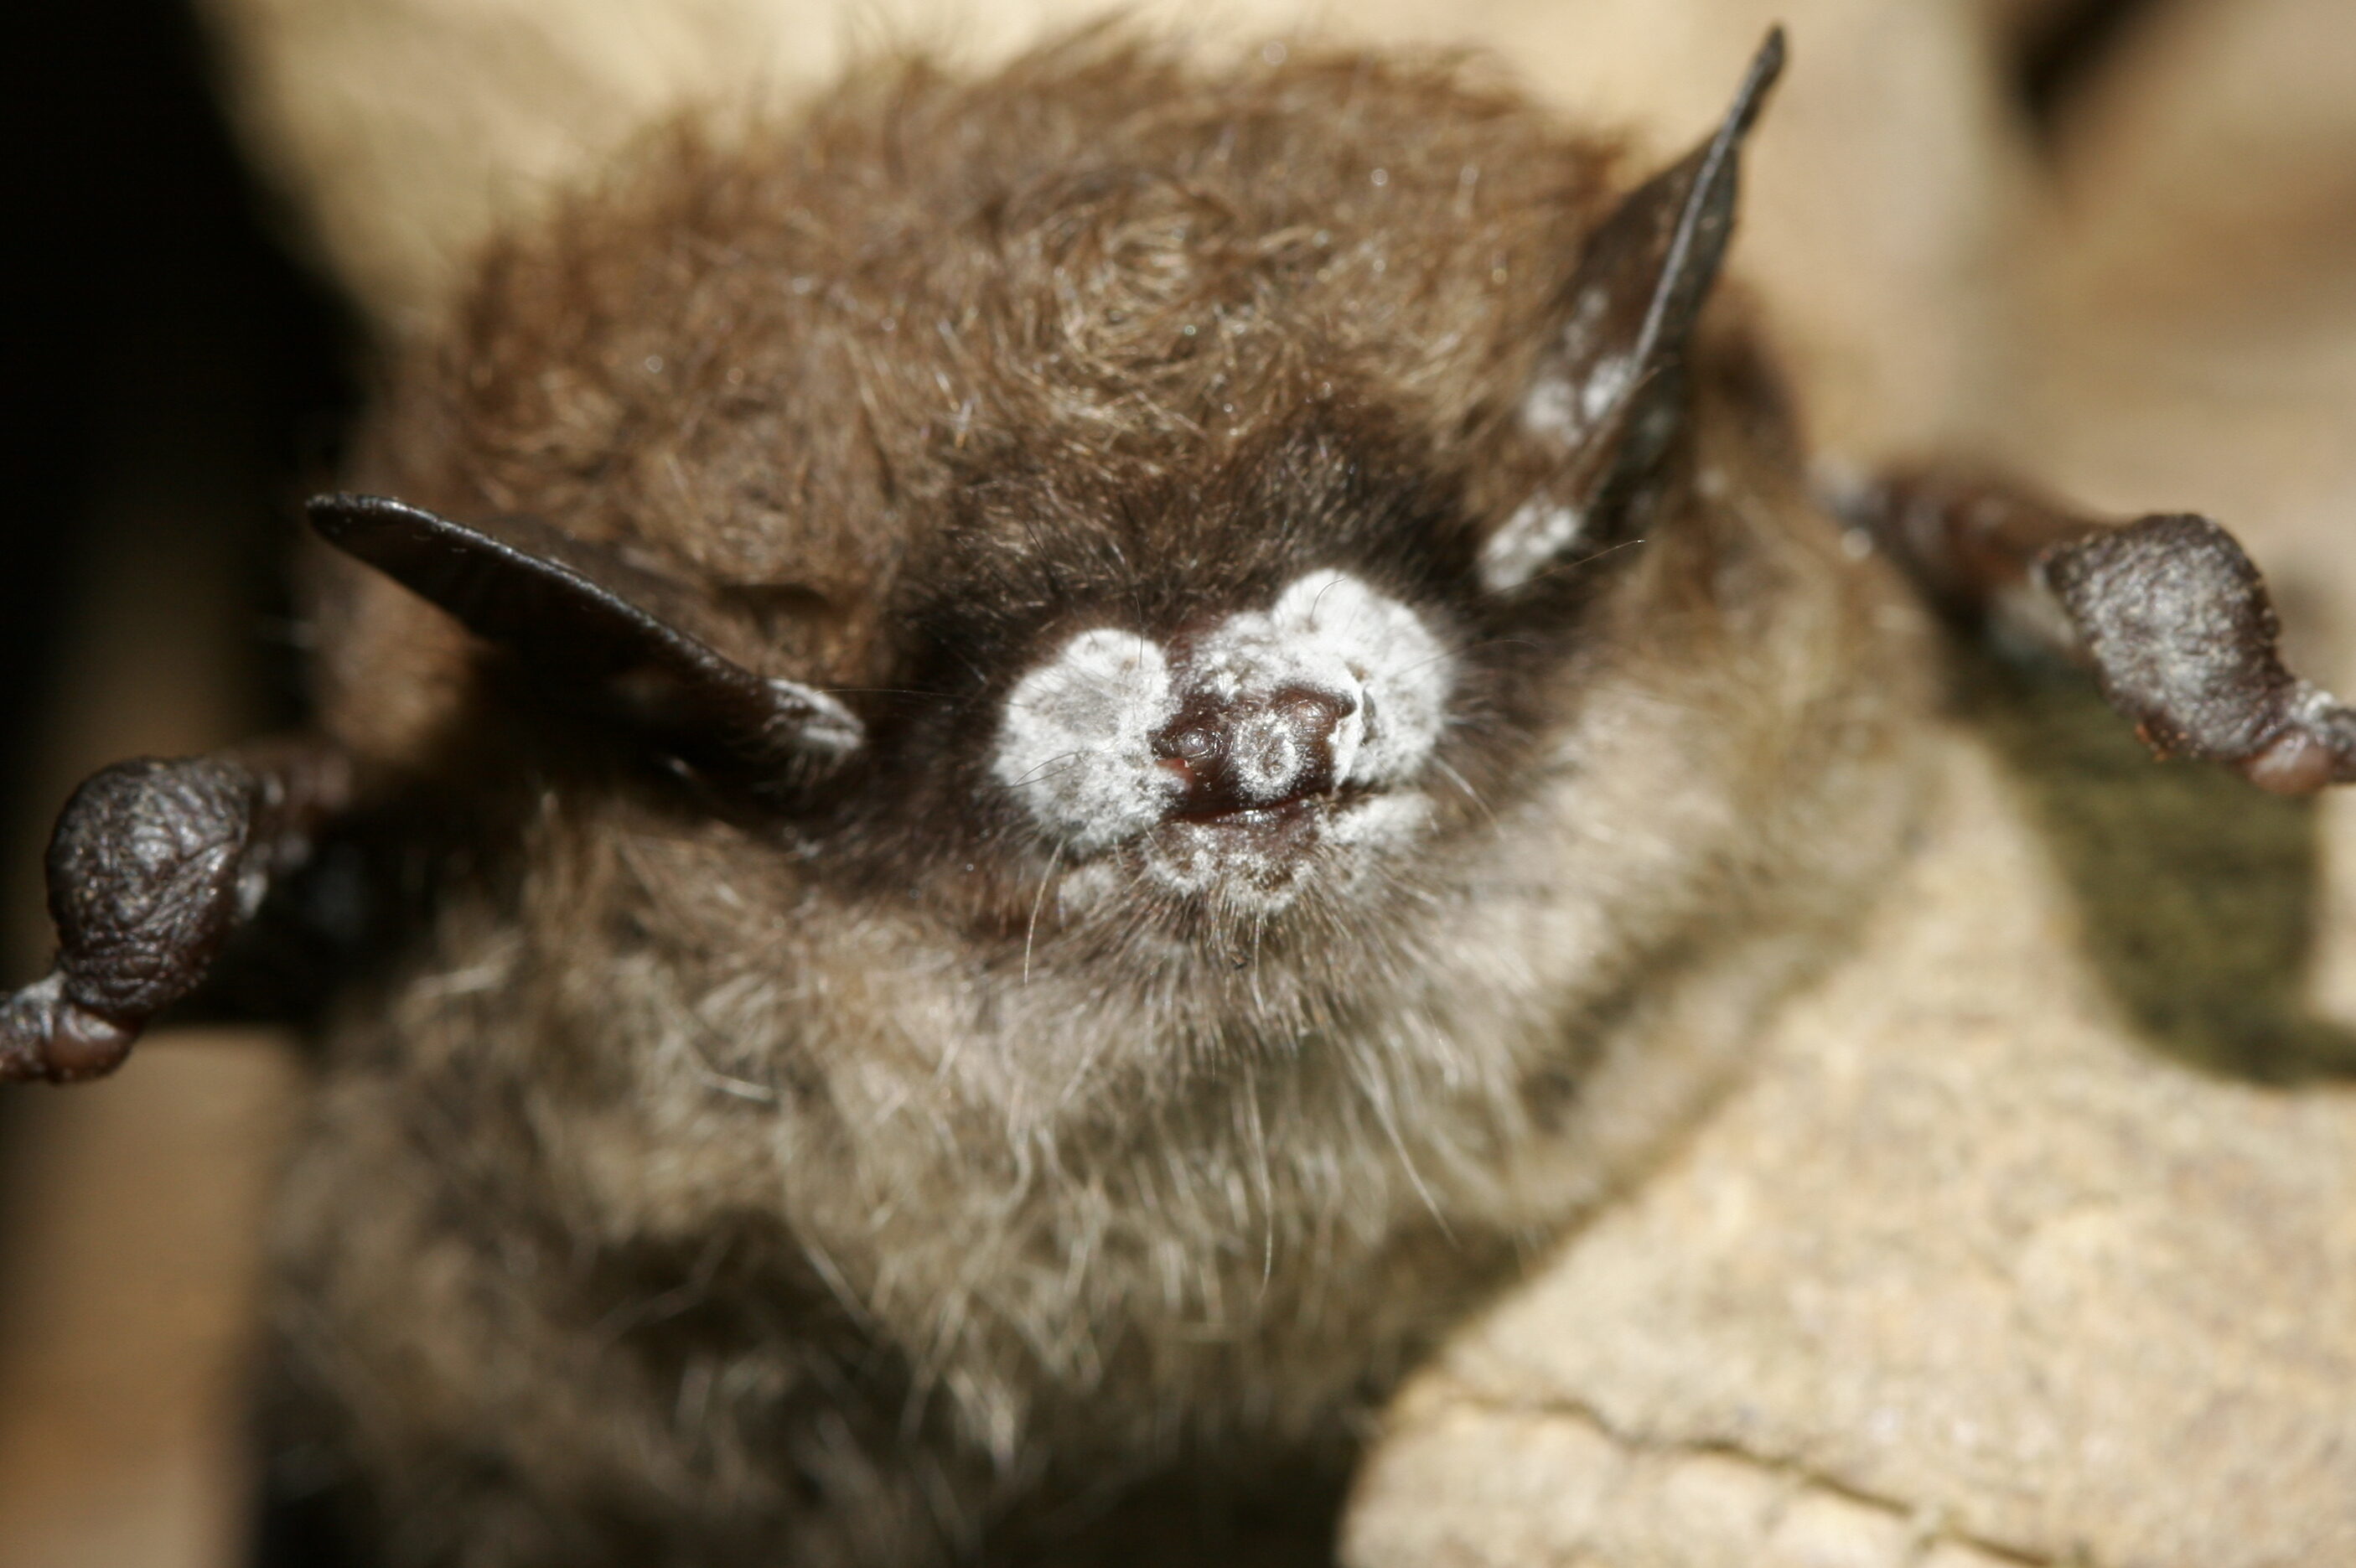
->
[2244,731,2341,796]
[0,973,139,1084]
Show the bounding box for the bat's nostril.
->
[1169,727,1220,763]
[1276,686,1355,738]
[1155,685,1354,816]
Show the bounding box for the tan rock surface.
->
[1345,730,2356,1568]
[0,1033,300,1568]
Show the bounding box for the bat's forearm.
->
[1850,468,2356,796]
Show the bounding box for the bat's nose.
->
[1154,684,1359,816]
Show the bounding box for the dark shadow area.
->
[0,0,359,1498]
[0,0,360,945]
[1962,645,2356,1081]
[0,0,360,1005]
[2013,0,2169,138]
[1002,1448,1349,1568]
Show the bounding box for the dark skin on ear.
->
[0,25,2340,1568]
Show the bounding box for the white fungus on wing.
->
[992,629,1179,851]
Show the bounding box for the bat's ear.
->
[1481,28,1785,593]
[307,494,863,775]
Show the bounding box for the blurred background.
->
[0,0,2348,1563]
[1,2,350,1563]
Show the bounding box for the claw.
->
[0,975,137,1083]
[1,740,356,1084]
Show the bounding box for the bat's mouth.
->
[1168,800,1319,824]
[1137,787,1427,911]
[1173,807,1313,837]
[1157,796,1323,867]
[1164,789,1339,830]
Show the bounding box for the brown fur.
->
[272,32,1934,1565]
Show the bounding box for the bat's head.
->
[313,32,1921,1082]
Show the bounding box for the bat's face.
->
[313,34,1921,1080]
[862,401,1509,949]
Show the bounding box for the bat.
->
[2,27,2341,1565]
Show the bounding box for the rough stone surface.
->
[1344,729,2356,1568]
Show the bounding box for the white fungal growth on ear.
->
[1520,372,1580,445]
[992,629,1179,851]
[1579,353,1634,426]
[1520,285,1624,447]
[1479,498,1589,593]
[1501,276,1643,594]
[1520,351,1634,449]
